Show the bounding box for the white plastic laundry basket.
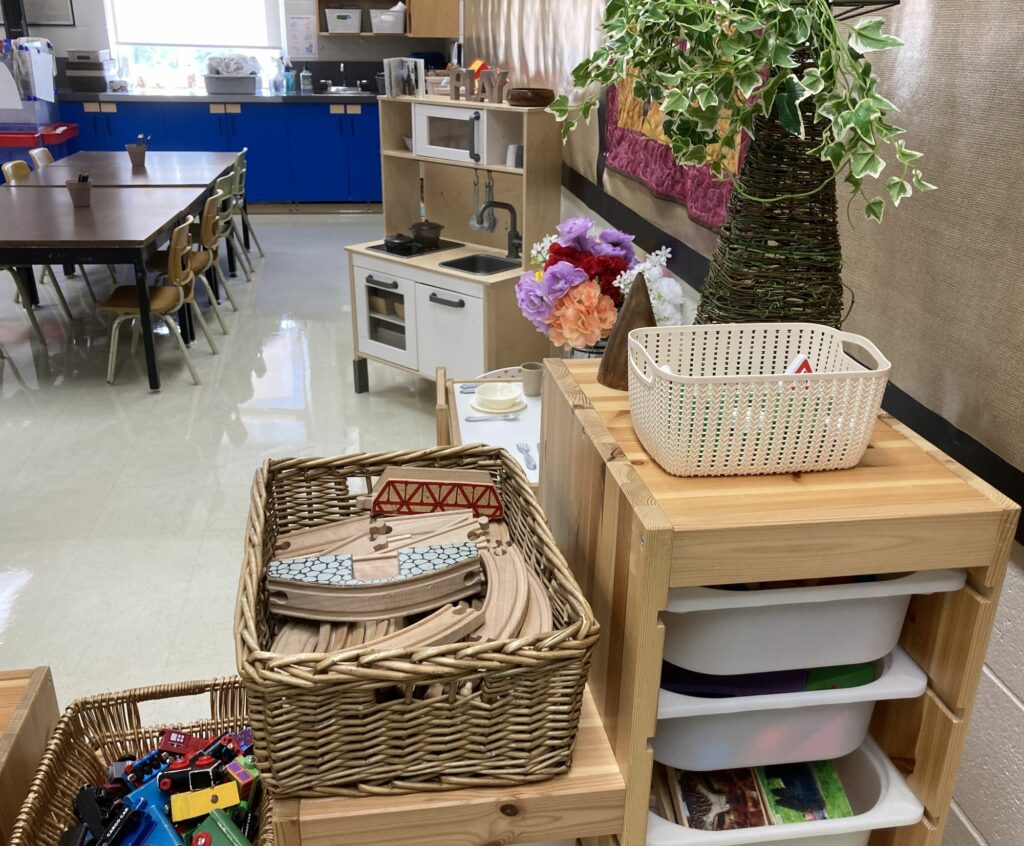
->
[627,324,891,477]
[646,738,923,846]
[662,569,966,676]
[370,8,406,32]
[325,8,361,32]
[654,648,926,772]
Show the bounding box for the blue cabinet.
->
[226,104,291,202]
[160,102,224,151]
[60,102,166,152]
[347,104,382,203]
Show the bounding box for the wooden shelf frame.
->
[538,359,1019,846]
[382,148,525,176]
[273,686,625,846]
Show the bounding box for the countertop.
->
[347,239,524,285]
[58,90,380,105]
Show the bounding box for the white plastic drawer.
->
[662,569,966,675]
[646,738,923,846]
[414,283,484,379]
[353,264,418,370]
[654,648,926,772]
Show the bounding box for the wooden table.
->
[540,359,1019,846]
[5,158,237,188]
[59,150,238,173]
[0,668,59,846]
[0,185,208,390]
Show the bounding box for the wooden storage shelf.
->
[539,359,1019,846]
[273,686,624,846]
[382,148,525,175]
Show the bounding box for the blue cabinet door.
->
[106,102,167,151]
[285,104,350,202]
[225,104,290,202]
[161,103,231,152]
[60,102,109,151]
[345,105,382,203]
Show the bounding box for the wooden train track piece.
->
[476,546,530,642]
[355,602,482,655]
[519,566,555,638]
[274,514,370,558]
[371,467,504,519]
[268,545,485,622]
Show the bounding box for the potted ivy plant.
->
[550,0,934,327]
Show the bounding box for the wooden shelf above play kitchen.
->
[539,359,1019,846]
[273,685,624,846]
[317,0,460,38]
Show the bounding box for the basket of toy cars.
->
[9,677,271,846]
[235,445,599,797]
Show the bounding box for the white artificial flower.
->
[530,233,558,267]
[614,247,684,325]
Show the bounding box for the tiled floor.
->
[0,213,437,711]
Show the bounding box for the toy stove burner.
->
[367,238,464,258]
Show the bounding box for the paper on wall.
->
[28,48,54,101]
[286,14,318,59]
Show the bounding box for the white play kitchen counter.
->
[347,239,552,391]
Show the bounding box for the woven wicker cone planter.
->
[9,677,271,846]
[235,445,599,797]
[696,94,844,328]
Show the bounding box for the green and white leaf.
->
[887,176,912,206]
[864,197,885,223]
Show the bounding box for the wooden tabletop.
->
[60,150,238,170]
[543,359,1017,584]
[0,185,207,248]
[4,151,237,188]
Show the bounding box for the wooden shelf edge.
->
[273,686,625,846]
[382,149,525,176]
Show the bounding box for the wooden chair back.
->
[200,190,223,250]
[167,217,195,291]
[28,148,54,168]
[2,160,31,183]
[234,148,248,196]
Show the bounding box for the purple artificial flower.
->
[540,261,589,301]
[516,271,552,330]
[556,217,597,251]
[596,228,638,266]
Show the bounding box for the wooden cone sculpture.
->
[597,274,656,390]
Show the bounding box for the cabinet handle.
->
[366,275,399,290]
[429,292,465,309]
[467,112,481,163]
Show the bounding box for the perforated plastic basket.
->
[627,323,890,477]
[370,8,406,32]
[325,8,362,32]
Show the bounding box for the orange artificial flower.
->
[547,280,617,349]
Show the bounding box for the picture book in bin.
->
[754,761,854,825]
[677,768,768,830]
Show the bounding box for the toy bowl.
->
[475,382,525,410]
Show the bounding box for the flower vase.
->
[566,340,607,359]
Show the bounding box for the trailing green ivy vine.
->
[549,0,935,222]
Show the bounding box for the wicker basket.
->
[235,445,598,797]
[628,323,890,477]
[370,8,405,32]
[9,678,271,846]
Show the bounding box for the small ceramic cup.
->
[125,143,147,168]
[65,178,92,208]
[521,361,543,397]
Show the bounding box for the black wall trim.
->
[562,165,1024,545]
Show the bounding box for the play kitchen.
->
[346,92,561,392]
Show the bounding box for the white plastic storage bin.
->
[654,648,926,772]
[370,8,406,32]
[325,8,362,32]
[663,569,965,676]
[646,738,922,846]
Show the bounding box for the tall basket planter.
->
[235,445,599,797]
[696,77,844,327]
[9,678,271,846]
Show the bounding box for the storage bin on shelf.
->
[662,569,966,676]
[235,446,598,797]
[8,677,271,846]
[627,323,891,477]
[646,738,922,846]
[325,8,362,32]
[654,648,926,772]
[370,8,405,32]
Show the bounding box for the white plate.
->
[470,397,527,414]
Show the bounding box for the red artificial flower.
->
[545,244,628,306]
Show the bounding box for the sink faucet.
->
[476,201,522,260]
[339,63,346,86]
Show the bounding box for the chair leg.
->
[213,263,239,312]
[77,265,98,303]
[241,206,266,257]
[130,318,141,356]
[42,265,74,320]
[160,313,201,385]
[229,227,254,282]
[197,273,229,335]
[190,301,219,355]
[107,314,130,384]
[7,269,46,344]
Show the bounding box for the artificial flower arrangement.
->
[516,217,686,349]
